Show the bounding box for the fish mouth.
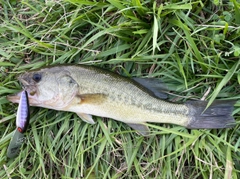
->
[7,74,40,105]
[18,75,31,88]
[18,75,39,96]
[7,75,30,103]
[8,75,39,104]
[18,78,30,87]
[7,91,22,103]
[7,91,40,106]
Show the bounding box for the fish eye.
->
[32,73,42,82]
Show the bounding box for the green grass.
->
[0,0,240,178]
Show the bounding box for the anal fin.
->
[77,113,95,124]
[126,123,150,136]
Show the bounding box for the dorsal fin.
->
[133,78,168,99]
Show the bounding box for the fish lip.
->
[8,74,40,105]
[17,75,30,88]
[7,90,39,105]
[7,91,22,103]
[19,79,30,87]
[7,74,31,103]
[18,74,38,95]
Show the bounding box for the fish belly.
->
[67,99,190,127]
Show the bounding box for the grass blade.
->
[152,15,159,54]
[206,60,240,109]
[169,18,207,72]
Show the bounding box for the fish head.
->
[7,67,79,109]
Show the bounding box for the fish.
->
[7,65,236,136]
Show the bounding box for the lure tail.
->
[186,100,236,129]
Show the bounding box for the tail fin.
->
[186,100,236,129]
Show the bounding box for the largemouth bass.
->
[7,65,236,135]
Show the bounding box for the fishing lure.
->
[7,90,30,158]
[16,90,30,133]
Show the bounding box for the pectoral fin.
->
[77,113,95,124]
[126,123,150,136]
